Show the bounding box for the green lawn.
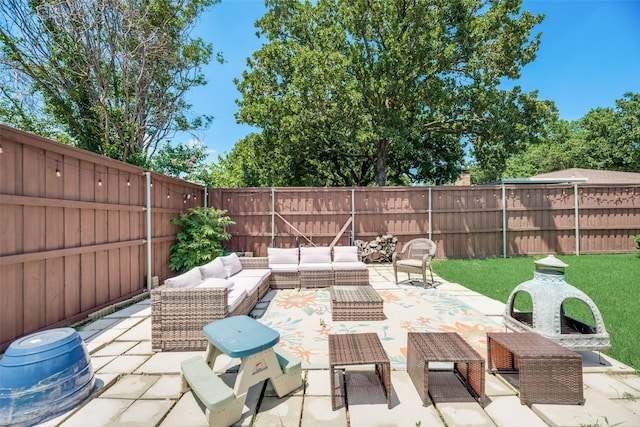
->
[433,253,640,372]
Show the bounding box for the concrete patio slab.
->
[100,374,159,399]
[437,401,497,426]
[533,387,640,427]
[251,395,303,426]
[116,399,175,426]
[142,374,184,399]
[484,396,548,427]
[300,396,346,425]
[158,392,209,427]
[134,351,202,374]
[97,355,149,374]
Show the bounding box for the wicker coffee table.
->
[487,332,584,406]
[407,332,485,407]
[330,285,384,321]
[329,333,391,410]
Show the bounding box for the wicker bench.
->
[330,285,384,321]
[487,332,584,406]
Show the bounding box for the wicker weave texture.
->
[269,271,300,289]
[299,270,334,288]
[151,259,268,351]
[487,332,584,405]
[334,269,369,286]
[330,285,384,321]
[328,333,391,410]
[407,332,485,407]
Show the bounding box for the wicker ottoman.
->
[330,285,384,321]
[487,332,584,406]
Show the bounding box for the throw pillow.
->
[267,247,299,264]
[333,246,360,263]
[300,246,332,263]
[220,253,243,276]
[200,258,227,279]
[164,267,202,288]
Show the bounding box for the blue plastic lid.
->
[5,328,77,355]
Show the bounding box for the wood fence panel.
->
[2,124,639,351]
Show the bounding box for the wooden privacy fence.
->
[0,125,204,351]
[209,185,640,259]
[1,124,639,352]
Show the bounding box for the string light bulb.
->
[55,160,61,177]
[166,192,170,199]
[98,172,102,186]
[0,143,3,154]
[127,175,131,186]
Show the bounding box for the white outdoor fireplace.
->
[503,255,610,352]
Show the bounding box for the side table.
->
[407,332,485,407]
[487,332,584,406]
[329,333,391,410]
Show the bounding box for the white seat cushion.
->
[232,269,271,279]
[196,278,234,289]
[297,262,333,271]
[331,261,367,271]
[269,263,299,273]
[227,288,247,313]
[231,277,262,295]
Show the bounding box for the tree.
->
[0,0,219,165]
[502,92,640,178]
[235,0,554,186]
[149,140,209,182]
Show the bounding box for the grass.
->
[433,253,640,372]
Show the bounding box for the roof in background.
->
[531,168,640,184]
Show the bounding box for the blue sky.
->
[182,0,640,159]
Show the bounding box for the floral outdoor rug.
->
[258,288,504,369]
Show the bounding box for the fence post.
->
[502,183,507,258]
[271,188,276,247]
[145,171,152,292]
[351,188,356,245]
[575,183,580,256]
[428,187,432,240]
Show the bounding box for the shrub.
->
[169,207,235,273]
[634,235,640,252]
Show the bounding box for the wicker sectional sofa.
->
[151,246,369,351]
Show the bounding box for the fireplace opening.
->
[560,298,597,335]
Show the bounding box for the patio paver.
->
[37,264,640,426]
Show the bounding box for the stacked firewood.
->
[355,234,397,263]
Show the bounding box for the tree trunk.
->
[375,139,388,187]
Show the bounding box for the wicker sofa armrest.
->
[151,285,229,351]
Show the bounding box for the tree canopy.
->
[0,0,219,165]
[233,0,555,187]
[501,92,640,179]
